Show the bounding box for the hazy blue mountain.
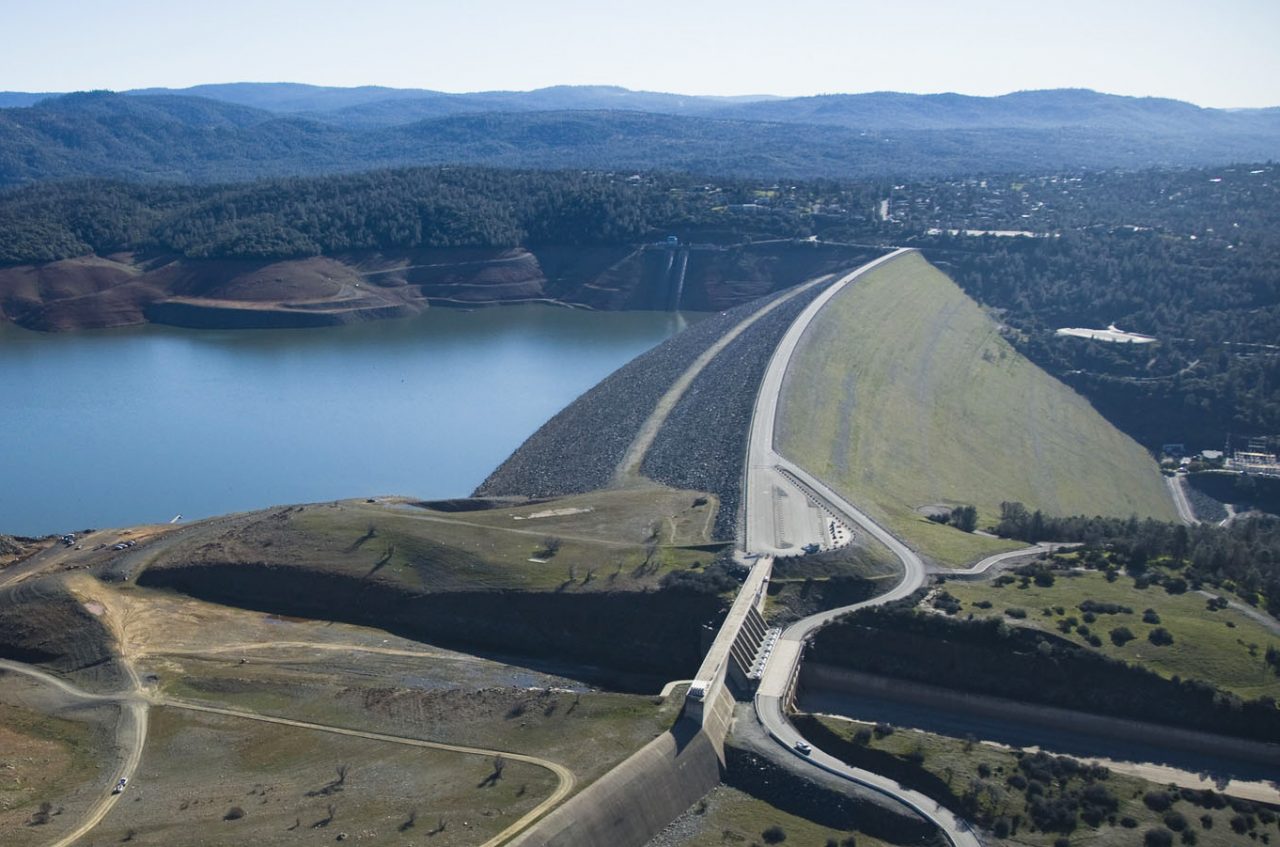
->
[0,89,1276,186]
[712,88,1280,133]
[126,82,438,113]
[0,91,57,108]
[123,82,779,127]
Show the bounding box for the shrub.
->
[1079,600,1132,615]
[1149,627,1175,646]
[1005,607,1027,619]
[762,825,787,844]
[1145,828,1174,847]
[1121,816,1138,828]
[224,807,246,821]
[1143,608,1162,624]
[1110,626,1136,646]
[1165,811,1188,832]
[1144,792,1174,812]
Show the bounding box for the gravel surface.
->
[475,292,796,498]
[641,281,833,540]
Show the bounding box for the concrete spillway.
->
[512,557,774,847]
[508,719,722,847]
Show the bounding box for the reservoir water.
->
[1,306,691,536]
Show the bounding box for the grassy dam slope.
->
[776,252,1178,565]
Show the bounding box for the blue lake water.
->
[0,306,691,535]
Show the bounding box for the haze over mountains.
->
[0,83,1276,185]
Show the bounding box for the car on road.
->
[793,741,812,755]
[112,777,128,794]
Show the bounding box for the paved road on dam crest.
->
[742,248,983,847]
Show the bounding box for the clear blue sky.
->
[3,0,1278,108]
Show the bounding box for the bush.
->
[1079,600,1132,615]
[1149,627,1175,646]
[1005,607,1028,619]
[1143,608,1162,624]
[1121,816,1139,828]
[1145,792,1174,812]
[762,825,787,844]
[1165,811,1189,832]
[1110,626,1136,645]
[1145,828,1175,847]
[224,806,246,821]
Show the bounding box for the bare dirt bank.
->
[0,242,879,331]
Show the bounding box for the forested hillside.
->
[0,168,875,263]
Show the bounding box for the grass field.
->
[810,714,1280,847]
[141,486,717,594]
[0,694,114,846]
[939,568,1280,700]
[659,785,891,847]
[775,252,1177,566]
[90,706,557,846]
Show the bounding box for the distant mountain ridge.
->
[0,85,1276,185]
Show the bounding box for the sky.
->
[2,0,1278,108]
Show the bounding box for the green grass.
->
[152,657,680,791]
[91,705,556,846]
[941,568,1280,700]
[776,252,1177,566]
[147,486,716,594]
[675,785,890,847]
[0,698,111,846]
[810,714,1280,847]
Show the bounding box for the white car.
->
[793,741,812,755]
[112,777,128,794]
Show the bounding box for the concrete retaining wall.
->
[509,718,722,847]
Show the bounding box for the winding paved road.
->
[742,249,983,847]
